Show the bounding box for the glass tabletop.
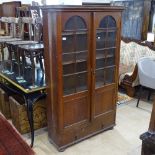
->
[0,68,46,93]
[6,40,38,46]
[18,43,44,50]
[0,38,22,43]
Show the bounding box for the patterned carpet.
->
[117,92,133,105]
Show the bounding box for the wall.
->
[112,0,144,40]
[1,0,151,40]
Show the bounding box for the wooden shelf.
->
[63,50,87,55]
[96,28,116,32]
[63,59,87,65]
[96,54,114,60]
[63,29,87,32]
[62,31,87,36]
[96,47,116,50]
[95,81,114,88]
[63,70,87,77]
[64,86,87,96]
[96,65,115,71]
[63,55,114,65]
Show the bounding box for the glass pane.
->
[76,33,87,51]
[96,31,106,49]
[65,16,86,30]
[63,64,75,75]
[76,61,87,72]
[96,69,104,88]
[76,51,87,62]
[99,16,108,28]
[63,53,75,64]
[107,31,116,47]
[75,16,86,29]
[65,17,75,30]
[96,49,106,69]
[99,16,116,28]
[96,58,105,69]
[108,16,116,28]
[105,67,115,84]
[76,72,87,92]
[96,49,106,59]
[63,75,76,95]
[62,16,88,95]
[105,48,115,67]
[62,34,74,53]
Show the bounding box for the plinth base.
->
[140,132,155,155]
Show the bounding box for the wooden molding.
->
[149,98,155,133]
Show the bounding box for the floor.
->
[22,99,152,155]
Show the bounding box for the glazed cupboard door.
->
[59,12,91,129]
[92,12,120,119]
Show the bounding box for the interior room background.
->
[0,0,155,44]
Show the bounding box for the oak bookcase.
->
[42,5,123,151]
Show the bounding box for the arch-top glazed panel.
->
[64,16,87,30]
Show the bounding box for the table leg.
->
[25,97,34,147]
[24,93,46,147]
[39,53,44,73]
[30,52,35,87]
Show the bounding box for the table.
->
[0,66,46,147]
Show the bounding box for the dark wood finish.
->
[2,1,21,17]
[140,98,155,155]
[42,5,123,151]
[149,98,155,132]
[0,4,2,17]
[0,4,2,32]
[149,0,155,32]
[120,64,138,97]
[141,0,152,40]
